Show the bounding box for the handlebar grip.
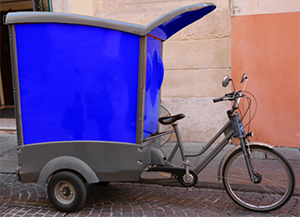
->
[213,97,224,103]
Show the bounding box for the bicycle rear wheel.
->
[159,104,173,146]
[222,145,295,212]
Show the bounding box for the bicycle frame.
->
[175,120,235,174]
[144,110,257,182]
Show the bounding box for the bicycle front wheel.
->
[222,145,295,212]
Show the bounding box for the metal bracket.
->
[183,160,193,183]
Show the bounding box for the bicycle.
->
[144,74,295,212]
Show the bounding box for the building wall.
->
[231,0,300,147]
[51,0,232,143]
[0,1,32,12]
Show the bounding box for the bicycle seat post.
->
[172,122,186,162]
[159,113,187,163]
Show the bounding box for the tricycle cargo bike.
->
[5,3,294,212]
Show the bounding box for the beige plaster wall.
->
[52,0,231,143]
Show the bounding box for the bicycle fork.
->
[235,115,262,184]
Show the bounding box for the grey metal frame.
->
[143,116,237,175]
[144,110,272,187]
[5,3,214,39]
[16,141,144,183]
[136,36,147,144]
[187,121,235,174]
[8,24,24,147]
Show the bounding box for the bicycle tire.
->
[159,104,173,146]
[222,145,295,212]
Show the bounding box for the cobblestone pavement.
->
[0,174,299,217]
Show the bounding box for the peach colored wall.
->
[231,12,300,147]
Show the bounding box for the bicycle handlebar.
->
[213,97,224,103]
[213,91,243,104]
[213,75,251,115]
[213,92,244,114]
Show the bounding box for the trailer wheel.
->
[47,171,87,212]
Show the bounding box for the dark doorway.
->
[0,0,51,110]
[0,10,14,106]
[0,0,33,119]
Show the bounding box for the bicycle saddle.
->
[159,113,185,125]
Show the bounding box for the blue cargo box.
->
[5,3,216,183]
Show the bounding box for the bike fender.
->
[217,142,273,181]
[37,156,100,184]
[150,146,166,165]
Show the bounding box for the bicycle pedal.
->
[187,187,194,193]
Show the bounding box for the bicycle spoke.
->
[222,146,294,211]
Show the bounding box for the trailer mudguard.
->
[37,156,100,184]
